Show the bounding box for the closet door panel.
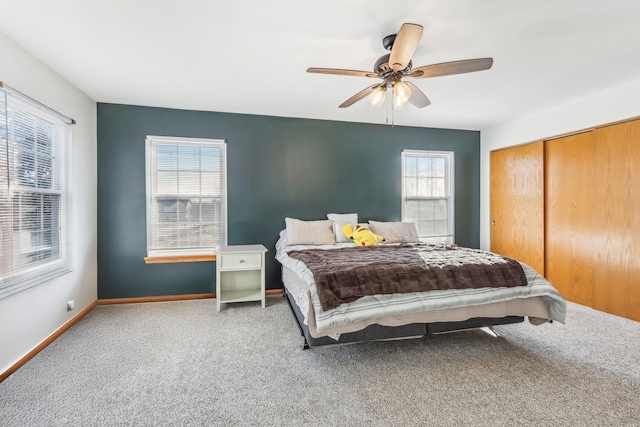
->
[490,141,544,275]
[592,120,640,321]
[545,133,594,306]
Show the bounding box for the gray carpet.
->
[1,296,639,427]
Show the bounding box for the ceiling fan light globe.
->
[392,95,408,110]
[393,81,411,103]
[367,86,387,107]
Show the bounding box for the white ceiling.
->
[2,0,640,130]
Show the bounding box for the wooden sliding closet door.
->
[545,132,595,306]
[490,141,544,275]
[592,120,640,321]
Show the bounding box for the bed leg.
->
[480,326,500,338]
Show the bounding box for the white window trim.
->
[401,149,455,243]
[145,135,228,258]
[0,83,73,299]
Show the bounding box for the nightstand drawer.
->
[219,253,261,270]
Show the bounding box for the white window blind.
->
[0,84,72,299]
[145,136,227,257]
[401,150,455,244]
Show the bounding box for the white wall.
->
[0,32,97,376]
[479,78,640,251]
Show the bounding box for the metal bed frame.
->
[282,286,525,350]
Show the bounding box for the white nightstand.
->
[216,244,268,312]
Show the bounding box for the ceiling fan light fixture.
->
[367,86,387,107]
[393,81,411,103]
[392,94,407,110]
[392,81,411,109]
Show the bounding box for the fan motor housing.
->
[374,54,412,76]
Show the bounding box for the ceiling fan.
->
[307,23,493,110]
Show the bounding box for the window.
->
[0,84,72,299]
[145,136,227,257]
[401,150,454,244]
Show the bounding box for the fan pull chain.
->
[386,101,389,125]
[384,93,394,127]
[391,101,395,127]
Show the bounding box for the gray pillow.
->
[368,221,420,243]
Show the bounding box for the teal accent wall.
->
[97,103,480,298]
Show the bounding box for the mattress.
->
[275,231,566,339]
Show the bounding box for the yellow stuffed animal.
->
[341,224,385,247]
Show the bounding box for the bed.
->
[275,217,566,349]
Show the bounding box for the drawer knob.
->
[239,259,245,263]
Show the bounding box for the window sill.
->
[144,254,216,264]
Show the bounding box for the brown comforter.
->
[287,245,528,311]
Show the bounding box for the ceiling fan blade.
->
[307,68,379,78]
[388,23,423,72]
[408,58,494,79]
[405,82,431,108]
[339,84,382,108]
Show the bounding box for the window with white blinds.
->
[145,136,227,257]
[401,150,455,244]
[0,84,72,299]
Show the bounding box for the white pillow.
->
[332,222,372,243]
[327,213,358,243]
[285,218,336,245]
[368,221,421,243]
